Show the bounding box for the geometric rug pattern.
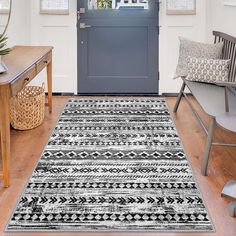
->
[6,98,214,232]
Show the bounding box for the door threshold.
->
[76,93,160,97]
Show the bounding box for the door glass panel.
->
[88,0,149,10]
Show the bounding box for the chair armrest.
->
[215,81,236,87]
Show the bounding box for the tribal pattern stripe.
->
[6,98,214,232]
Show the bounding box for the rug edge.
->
[164,98,216,232]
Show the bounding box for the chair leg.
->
[173,82,186,113]
[228,202,236,217]
[201,117,216,176]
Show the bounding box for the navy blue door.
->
[77,0,159,94]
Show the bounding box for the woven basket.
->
[10,84,45,130]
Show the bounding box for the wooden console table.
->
[0,46,53,187]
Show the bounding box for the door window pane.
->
[88,0,149,10]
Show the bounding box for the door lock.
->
[77,8,86,20]
[80,23,92,29]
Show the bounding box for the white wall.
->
[159,0,207,94]
[29,0,77,94]
[3,0,210,94]
[206,0,236,42]
[1,0,30,46]
[1,0,77,94]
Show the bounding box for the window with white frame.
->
[0,0,10,14]
[222,0,236,6]
[40,0,69,15]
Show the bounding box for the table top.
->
[0,46,53,86]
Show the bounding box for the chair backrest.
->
[213,31,236,83]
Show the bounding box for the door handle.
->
[80,23,92,29]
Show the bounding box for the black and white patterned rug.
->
[6,98,214,232]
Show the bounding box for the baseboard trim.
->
[46,93,75,96]
[162,93,193,97]
[162,93,179,97]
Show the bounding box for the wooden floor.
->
[0,96,236,236]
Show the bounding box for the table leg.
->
[0,85,10,187]
[47,61,52,113]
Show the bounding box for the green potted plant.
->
[0,34,11,57]
[0,34,11,73]
[0,0,12,72]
